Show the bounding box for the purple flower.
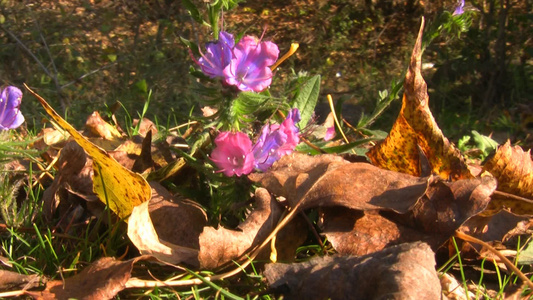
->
[453,0,465,15]
[253,108,300,171]
[0,86,24,130]
[223,36,279,92]
[197,31,235,78]
[210,131,255,177]
[252,123,286,171]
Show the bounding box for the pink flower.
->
[274,108,300,156]
[324,126,336,141]
[223,36,279,92]
[210,131,255,177]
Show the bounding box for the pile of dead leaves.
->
[1,19,532,299]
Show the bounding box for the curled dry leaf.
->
[411,175,497,235]
[84,111,123,141]
[460,210,532,254]
[132,117,158,137]
[367,18,471,180]
[264,242,440,300]
[127,182,206,267]
[199,188,307,269]
[42,140,97,222]
[482,141,533,216]
[249,153,430,213]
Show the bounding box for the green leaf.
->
[181,0,204,24]
[135,79,148,94]
[296,138,378,155]
[471,130,498,158]
[107,54,117,62]
[179,36,200,57]
[517,240,533,265]
[230,92,271,123]
[293,75,320,127]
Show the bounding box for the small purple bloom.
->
[253,108,300,171]
[198,31,235,78]
[253,123,287,171]
[210,131,255,177]
[0,86,25,130]
[453,0,465,16]
[223,36,279,92]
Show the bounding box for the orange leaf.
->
[367,18,471,180]
[481,141,533,216]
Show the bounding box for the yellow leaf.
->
[25,84,151,220]
[367,18,471,180]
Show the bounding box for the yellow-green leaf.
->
[25,84,151,220]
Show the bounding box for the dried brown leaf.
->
[264,242,440,300]
[0,270,42,291]
[42,141,96,222]
[128,186,305,269]
[198,188,306,269]
[127,182,205,267]
[411,175,497,234]
[26,256,145,300]
[249,153,430,213]
[85,111,123,141]
[132,118,158,137]
[320,175,495,256]
[322,208,434,256]
[460,210,531,247]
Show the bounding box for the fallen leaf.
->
[198,187,306,269]
[85,111,123,141]
[128,186,305,269]
[26,85,152,220]
[252,154,495,255]
[127,182,205,266]
[132,118,158,137]
[42,141,95,222]
[440,272,475,300]
[482,141,533,216]
[367,18,471,180]
[26,256,146,300]
[321,208,435,256]
[411,175,497,235]
[0,270,42,291]
[461,210,531,244]
[264,242,440,300]
[249,153,430,213]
